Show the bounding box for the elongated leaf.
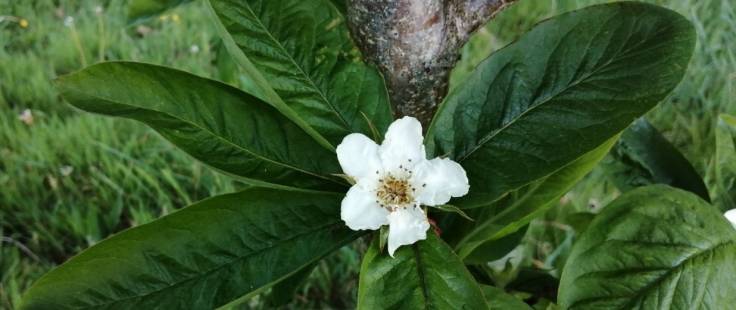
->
[358,233,487,310]
[558,185,736,309]
[455,137,616,262]
[57,62,342,190]
[20,188,361,309]
[208,0,393,145]
[607,117,710,200]
[715,114,736,212]
[128,0,192,23]
[428,2,695,208]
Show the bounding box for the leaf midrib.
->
[412,245,431,309]
[239,1,352,130]
[568,240,736,309]
[70,221,355,309]
[66,86,340,185]
[455,16,670,163]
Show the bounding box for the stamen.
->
[376,174,414,208]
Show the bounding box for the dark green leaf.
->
[329,0,346,15]
[428,2,695,208]
[57,62,342,190]
[506,269,560,304]
[207,0,393,145]
[481,285,532,310]
[433,204,474,221]
[20,188,361,309]
[127,0,192,23]
[606,117,710,201]
[463,225,528,264]
[455,137,616,261]
[358,233,487,310]
[715,114,736,212]
[558,185,736,309]
[264,263,316,307]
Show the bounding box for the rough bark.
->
[347,0,516,127]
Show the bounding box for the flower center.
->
[376,174,414,208]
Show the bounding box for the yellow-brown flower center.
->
[376,175,414,207]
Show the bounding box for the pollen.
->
[376,175,414,207]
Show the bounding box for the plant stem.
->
[347,0,517,127]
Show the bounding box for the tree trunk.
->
[347,0,517,127]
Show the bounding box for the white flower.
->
[18,109,33,125]
[189,45,200,54]
[63,16,74,28]
[59,165,74,177]
[725,209,736,229]
[337,116,469,256]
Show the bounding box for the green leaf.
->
[127,0,192,23]
[57,62,342,190]
[455,137,616,262]
[463,225,528,264]
[433,204,474,221]
[606,117,710,201]
[329,0,346,15]
[358,233,487,310]
[558,185,736,309]
[427,2,695,208]
[264,263,316,307]
[480,285,533,310]
[207,0,393,145]
[20,188,361,309]
[715,114,736,212]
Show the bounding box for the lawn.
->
[1,0,733,308]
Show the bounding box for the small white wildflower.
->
[725,209,736,229]
[63,16,74,27]
[337,116,469,256]
[18,109,33,125]
[189,44,200,54]
[60,165,74,177]
[94,5,103,15]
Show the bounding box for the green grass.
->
[1,0,733,308]
[0,1,235,308]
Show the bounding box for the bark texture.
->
[347,0,516,126]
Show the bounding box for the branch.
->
[347,0,517,127]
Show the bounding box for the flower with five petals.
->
[336,116,469,256]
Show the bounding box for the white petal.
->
[725,209,736,229]
[341,185,389,230]
[380,116,425,171]
[412,157,470,206]
[387,206,430,256]
[337,133,382,180]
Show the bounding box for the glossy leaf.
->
[455,137,616,262]
[358,233,487,310]
[20,188,361,309]
[208,0,393,145]
[606,117,710,201]
[481,285,533,310]
[127,0,192,23]
[57,62,343,190]
[558,185,736,309]
[715,114,736,212]
[428,2,695,208]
